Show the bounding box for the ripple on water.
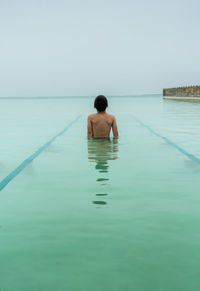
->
[92,201,107,205]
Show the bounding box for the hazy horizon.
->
[0,93,161,98]
[0,0,199,97]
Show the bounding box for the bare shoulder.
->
[88,113,96,120]
[107,113,116,120]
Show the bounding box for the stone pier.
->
[163,86,200,99]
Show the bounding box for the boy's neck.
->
[97,111,106,114]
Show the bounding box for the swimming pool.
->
[0,95,200,290]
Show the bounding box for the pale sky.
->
[0,0,199,97]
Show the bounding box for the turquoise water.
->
[0,95,200,290]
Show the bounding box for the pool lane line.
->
[132,116,200,164]
[0,115,81,191]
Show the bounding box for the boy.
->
[87,95,118,138]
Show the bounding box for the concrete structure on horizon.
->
[163,86,200,100]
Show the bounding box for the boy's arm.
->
[87,116,93,138]
[112,116,118,138]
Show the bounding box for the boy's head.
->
[94,95,108,112]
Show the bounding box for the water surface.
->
[0,95,200,291]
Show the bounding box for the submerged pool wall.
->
[163,85,200,99]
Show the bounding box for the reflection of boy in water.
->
[88,138,118,173]
[87,95,118,138]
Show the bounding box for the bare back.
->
[87,112,118,138]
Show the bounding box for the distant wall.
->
[163,86,200,98]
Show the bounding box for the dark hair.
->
[94,95,108,112]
